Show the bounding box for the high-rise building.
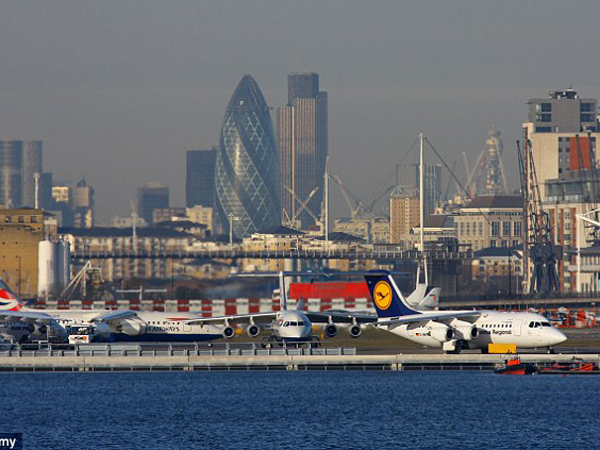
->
[185,148,216,208]
[214,75,281,238]
[528,88,597,134]
[74,178,95,228]
[0,140,23,208]
[389,187,419,244]
[278,72,328,229]
[40,172,54,210]
[137,183,169,225]
[21,141,42,208]
[415,163,442,218]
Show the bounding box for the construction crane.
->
[517,139,559,295]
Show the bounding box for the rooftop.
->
[463,195,522,210]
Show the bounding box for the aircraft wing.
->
[89,310,139,323]
[375,311,482,326]
[0,310,57,322]
[183,312,279,326]
[304,311,377,324]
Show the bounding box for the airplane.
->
[0,273,366,344]
[0,279,224,343]
[183,272,369,346]
[0,279,67,343]
[364,270,567,353]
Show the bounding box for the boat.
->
[494,357,537,375]
[538,359,600,375]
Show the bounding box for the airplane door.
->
[182,321,192,333]
[513,320,522,336]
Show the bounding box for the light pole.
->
[228,214,238,250]
[16,255,21,299]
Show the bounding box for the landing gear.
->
[260,336,273,349]
[310,335,321,348]
[547,347,555,354]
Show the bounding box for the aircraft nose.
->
[551,328,567,346]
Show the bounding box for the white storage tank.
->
[38,240,57,299]
[55,241,71,294]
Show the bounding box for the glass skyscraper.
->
[214,75,281,238]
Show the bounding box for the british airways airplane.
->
[365,270,567,353]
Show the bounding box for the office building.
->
[214,75,281,238]
[73,178,95,228]
[21,141,42,208]
[389,187,419,244]
[0,140,22,208]
[137,183,169,225]
[277,72,328,229]
[186,148,216,208]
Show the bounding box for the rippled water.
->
[1,371,599,449]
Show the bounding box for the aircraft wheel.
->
[547,347,555,354]
[260,336,272,349]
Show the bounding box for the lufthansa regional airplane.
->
[364,270,567,353]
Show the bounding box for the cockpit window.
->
[297,321,304,326]
[542,322,551,327]
[283,321,289,327]
[290,321,297,327]
[528,322,534,328]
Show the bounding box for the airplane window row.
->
[482,323,511,329]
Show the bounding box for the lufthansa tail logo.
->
[373,281,392,310]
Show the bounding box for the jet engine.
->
[429,323,454,342]
[222,325,235,339]
[114,317,147,336]
[325,323,338,338]
[450,319,478,341]
[247,324,260,338]
[349,324,362,338]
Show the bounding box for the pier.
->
[0,344,596,372]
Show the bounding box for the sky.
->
[2,0,600,222]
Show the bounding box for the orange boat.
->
[538,359,600,375]
[494,357,537,375]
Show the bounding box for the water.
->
[1,371,599,449]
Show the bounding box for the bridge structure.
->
[70,248,471,262]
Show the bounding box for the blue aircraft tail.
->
[364,271,419,318]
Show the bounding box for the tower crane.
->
[517,139,559,295]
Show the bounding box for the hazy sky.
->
[2,0,600,222]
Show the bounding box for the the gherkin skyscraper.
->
[214,75,281,238]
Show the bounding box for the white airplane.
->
[0,279,223,343]
[0,273,364,344]
[183,273,366,346]
[364,270,567,353]
[0,280,67,343]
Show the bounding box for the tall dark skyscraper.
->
[214,75,281,238]
[137,183,169,225]
[185,148,216,208]
[277,72,328,229]
[0,140,23,208]
[22,140,42,207]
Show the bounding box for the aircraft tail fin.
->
[0,279,23,311]
[406,284,440,311]
[364,271,419,318]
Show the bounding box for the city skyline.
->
[2,1,600,222]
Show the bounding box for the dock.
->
[0,345,598,372]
